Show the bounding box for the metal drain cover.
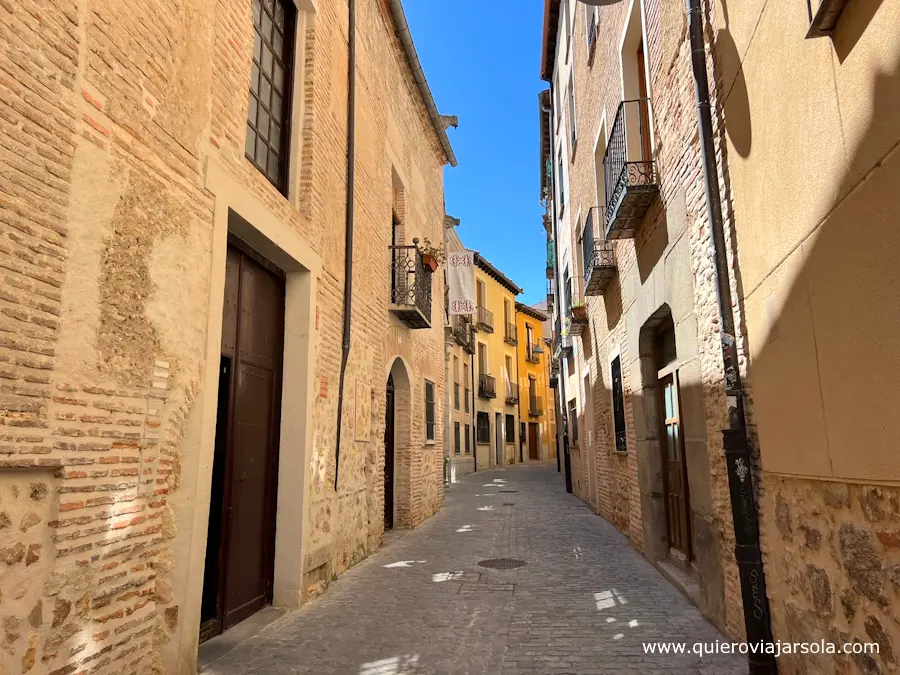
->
[503,502,515,506]
[477,558,527,570]
[498,489,518,493]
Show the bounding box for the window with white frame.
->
[568,72,577,150]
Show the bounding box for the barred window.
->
[246,0,295,193]
[425,380,436,441]
[476,412,490,444]
[465,424,471,454]
[454,422,461,456]
[612,356,627,451]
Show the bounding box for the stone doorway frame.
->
[175,160,322,665]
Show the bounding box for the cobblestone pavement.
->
[203,462,747,675]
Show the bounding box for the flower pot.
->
[572,305,588,323]
[422,253,438,272]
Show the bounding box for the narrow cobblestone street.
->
[202,463,746,674]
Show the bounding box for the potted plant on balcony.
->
[419,238,444,272]
[571,301,588,324]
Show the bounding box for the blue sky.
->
[404,1,548,306]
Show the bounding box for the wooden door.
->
[495,413,503,466]
[637,41,652,163]
[528,423,539,460]
[384,374,395,530]
[201,243,284,640]
[660,373,692,561]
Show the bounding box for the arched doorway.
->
[384,357,412,530]
[384,373,395,530]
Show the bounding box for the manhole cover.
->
[503,502,515,506]
[498,489,518,493]
[477,558,527,570]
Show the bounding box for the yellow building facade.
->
[473,255,523,469]
[516,303,556,461]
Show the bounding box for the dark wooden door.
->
[384,374,395,530]
[660,373,692,561]
[637,42,652,163]
[495,413,503,466]
[528,423,539,460]
[201,243,284,640]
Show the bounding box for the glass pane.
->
[262,48,273,78]
[271,92,282,119]
[667,425,677,461]
[270,121,280,148]
[250,62,259,94]
[244,124,256,157]
[252,0,261,24]
[260,76,271,108]
[274,2,285,31]
[267,151,279,181]
[255,140,267,168]
[263,0,274,14]
[254,31,262,62]
[273,31,283,57]
[262,12,272,40]
[665,382,674,419]
[258,109,269,140]
[248,95,258,127]
[273,62,283,93]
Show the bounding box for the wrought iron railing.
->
[603,99,657,235]
[529,394,544,417]
[546,240,556,278]
[389,243,432,325]
[454,382,460,409]
[478,374,496,399]
[583,206,616,295]
[504,323,518,345]
[452,315,475,353]
[505,383,519,405]
[476,306,494,333]
[526,341,541,363]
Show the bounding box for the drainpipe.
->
[541,94,572,493]
[334,0,356,492]
[470,351,477,472]
[687,1,775,671]
[515,309,523,463]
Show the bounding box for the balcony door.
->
[637,41,652,162]
[660,372,691,561]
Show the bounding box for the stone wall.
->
[0,0,450,672]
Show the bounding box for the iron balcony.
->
[478,373,497,399]
[583,206,617,296]
[529,395,544,417]
[505,383,519,405]
[475,306,494,333]
[452,315,476,354]
[388,243,433,329]
[504,323,518,346]
[603,98,659,239]
[526,341,542,364]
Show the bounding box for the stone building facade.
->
[541,0,749,641]
[542,0,900,671]
[0,0,454,672]
[716,2,900,674]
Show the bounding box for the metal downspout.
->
[334,0,356,491]
[687,0,775,671]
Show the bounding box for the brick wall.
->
[0,0,449,672]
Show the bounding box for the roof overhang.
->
[540,0,562,82]
[516,302,549,322]
[474,253,523,296]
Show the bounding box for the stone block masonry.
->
[0,0,451,672]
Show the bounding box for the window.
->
[425,380,436,442]
[568,399,579,443]
[611,355,627,451]
[563,0,572,61]
[585,4,597,49]
[465,424,471,454]
[478,343,488,374]
[476,412,490,444]
[453,355,460,411]
[454,422,461,455]
[568,72,577,151]
[505,414,515,443]
[464,363,470,413]
[557,151,565,213]
[246,0,295,193]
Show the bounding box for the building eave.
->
[516,302,549,322]
[540,0,561,83]
[387,0,458,167]
[474,253,523,296]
